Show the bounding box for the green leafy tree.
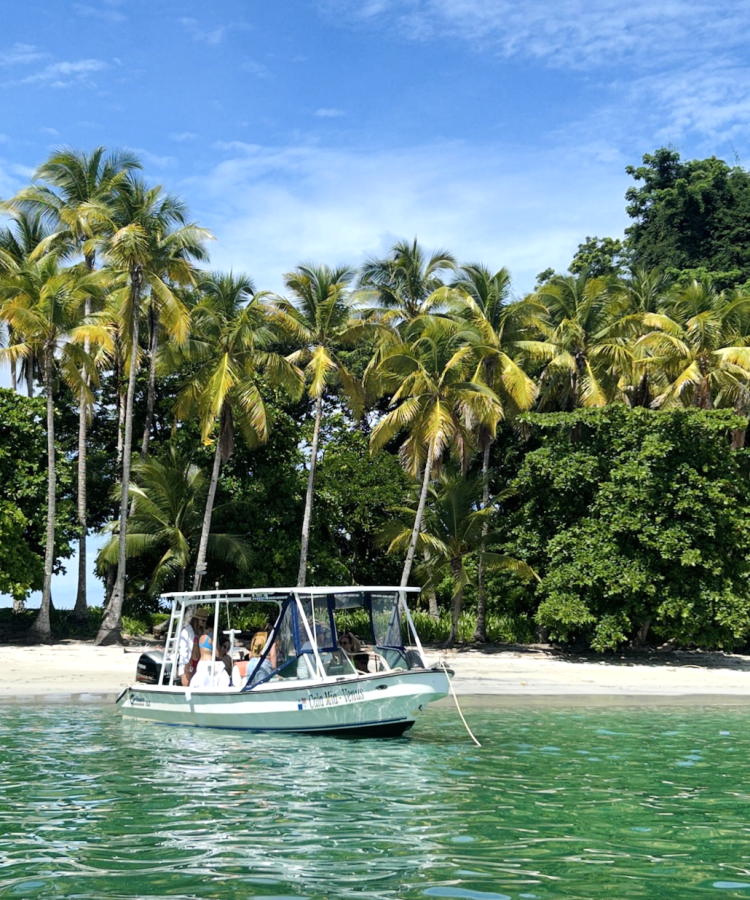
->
[507,406,750,651]
[625,148,750,287]
[569,236,626,277]
[0,390,75,609]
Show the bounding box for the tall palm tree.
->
[452,263,538,640]
[369,315,502,587]
[10,147,141,619]
[0,209,67,396]
[359,238,456,324]
[97,446,252,598]
[385,469,537,645]
[96,178,211,645]
[638,278,750,413]
[172,272,302,591]
[0,251,107,639]
[520,272,627,411]
[271,264,367,587]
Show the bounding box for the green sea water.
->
[2,703,750,899]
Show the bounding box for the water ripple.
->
[2,705,750,898]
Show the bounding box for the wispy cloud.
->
[319,1,749,70]
[0,43,48,67]
[171,131,198,142]
[240,60,269,78]
[315,108,345,118]
[15,59,108,88]
[73,2,127,24]
[180,17,226,45]
[188,140,630,296]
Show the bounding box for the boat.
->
[116,586,452,736]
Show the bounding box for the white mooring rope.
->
[440,659,481,747]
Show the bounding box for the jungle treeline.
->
[3,145,750,651]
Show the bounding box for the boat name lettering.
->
[303,686,365,709]
[129,692,151,707]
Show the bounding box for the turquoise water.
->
[2,704,750,899]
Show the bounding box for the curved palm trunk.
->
[297,395,323,587]
[141,307,158,458]
[400,443,435,588]
[193,434,223,592]
[472,440,492,643]
[30,347,55,640]
[96,270,142,645]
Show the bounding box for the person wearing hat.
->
[177,607,207,686]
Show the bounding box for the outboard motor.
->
[136,649,172,685]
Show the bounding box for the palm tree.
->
[271,264,367,587]
[359,238,456,323]
[97,446,252,598]
[452,263,538,640]
[10,147,141,620]
[0,209,67,396]
[171,272,302,591]
[638,278,750,414]
[369,315,502,587]
[520,272,627,410]
[0,250,107,639]
[385,469,537,645]
[96,178,211,645]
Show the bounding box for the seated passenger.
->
[192,628,230,689]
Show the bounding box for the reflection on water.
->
[2,704,750,898]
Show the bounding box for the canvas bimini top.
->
[159,586,427,689]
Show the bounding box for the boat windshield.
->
[244,588,421,688]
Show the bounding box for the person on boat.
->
[192,627,230,689]
[177,607,206,686]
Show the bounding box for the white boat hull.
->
[116,667,450,736]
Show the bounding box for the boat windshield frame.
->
[158,586,424,688]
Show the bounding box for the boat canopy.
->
[159,586,426,689]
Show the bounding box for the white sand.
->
[3,641,750,703]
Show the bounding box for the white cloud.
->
[319,1,750,70]
[315,108,346,117]
[0,43,48,67]
[241,60,269,78]
[15,58,108,88]
[73,3,127,24]
[186,140,630,296]
[171,131,198,142]
[180,17,226,45]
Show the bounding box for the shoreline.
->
[2,641,750,704]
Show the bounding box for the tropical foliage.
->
[7,144,750,652]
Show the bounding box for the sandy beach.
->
[3,640,750,703]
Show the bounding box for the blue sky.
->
[2,0,748,606]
